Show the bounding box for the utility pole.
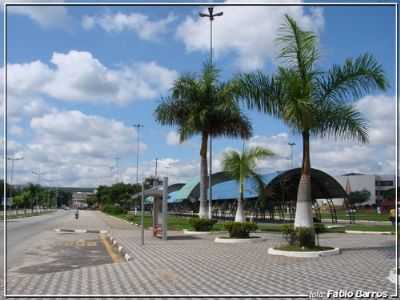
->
[7,156,23,211]
[32,168,45,213]
[288,142,296,169]
[155,158,158,178]
[133,124,144,184]
[199,7,223,219]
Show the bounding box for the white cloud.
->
[2,0,69,28]
[176,1,324,71]
[5,50,178,105]
[82,12,176,41]
[2,110,149,186]
[166,130,181,145]
[310,94,395,175]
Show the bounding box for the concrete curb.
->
[214,236,266,243]
[183,229,213,235]
[345,230,393,235]
[55,228,108,234]
[106,233,131,262]
[268,247,340,258]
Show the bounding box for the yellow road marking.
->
[100,234,122,263]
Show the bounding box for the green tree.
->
[221,145,274,222]
[237,15,387,234]
[155,62,252,218]
[348,189,371,205]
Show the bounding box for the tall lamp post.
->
[199,6,223,219]
[32,168,45,212]
[7,156,23,213]
[133,124,144,184]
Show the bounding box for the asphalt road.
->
[0,210,72,270]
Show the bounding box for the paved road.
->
[0,210,72,268]
[1,210,396,298]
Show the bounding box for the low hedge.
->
[102,204,125,215]
[224,221,258,238]
[188,218,217,231]
[282,224,317,248]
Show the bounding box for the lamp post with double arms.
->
[199,7,223,219]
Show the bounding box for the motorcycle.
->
[75,210,79,219]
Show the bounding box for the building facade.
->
[332,174,396,206]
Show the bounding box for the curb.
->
[268,247,340,258]
[55,228,108,234]
[214,236,267,243]
[345,230,393,235]
[106,233,131,262]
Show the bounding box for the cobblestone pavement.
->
[4,211,396,299]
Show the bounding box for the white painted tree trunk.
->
[198,135,208,219]
[235,197,245,222]
[294,173,313,228]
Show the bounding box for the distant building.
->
[330,173,396,206]
[72,191,94,208]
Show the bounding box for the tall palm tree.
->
[221,145,274,222]
[237,15,388,231]
[155,62,252,219]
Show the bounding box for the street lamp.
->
[32,168,45,213]
[7,156,23,214]
[133,124,144,184]
[199,6,223,219]
[7,156,24,186]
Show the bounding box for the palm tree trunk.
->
[235,181,245,222]
[198,133,208,219]
[294,131,313,228]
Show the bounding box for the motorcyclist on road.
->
[75,208,79,219]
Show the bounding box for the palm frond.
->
[276,14,319,79]
[311,102,369,143]
[315,53,389,103]
[234,71,283,115]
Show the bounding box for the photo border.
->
[3,1,398,298]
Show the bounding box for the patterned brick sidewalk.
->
[5,211,396,298]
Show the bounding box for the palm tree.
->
[221,145,274,222]
[237,15,388,231]
[155,62,253,218]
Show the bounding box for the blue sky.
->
[1,2,397,187]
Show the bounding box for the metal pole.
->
[141,183,144,246]
[133,124,144,184]
[199,7,223,220]
[155,158,158,178]
[162,177,168,241]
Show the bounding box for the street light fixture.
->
[133,124,144,184]
[199,6,223,219]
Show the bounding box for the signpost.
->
[162,177,168,241]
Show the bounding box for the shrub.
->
[188,218,217,231]
[282,225,316,248]
[282,224,296,245]
[224,221,258,238]
[296,227,315,248]
[314,223,327,234]
[126,215,136,223]
[102,204,125,215]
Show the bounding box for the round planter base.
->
[388,268,399,284]
[214,236,265,243]
[268,247,340,257]
[183,229,212,235]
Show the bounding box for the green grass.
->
[103,212,394,234]
[320,209,390,222]
[345,224,394,232]
[275,245,334,251]
[0,209,55,220]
